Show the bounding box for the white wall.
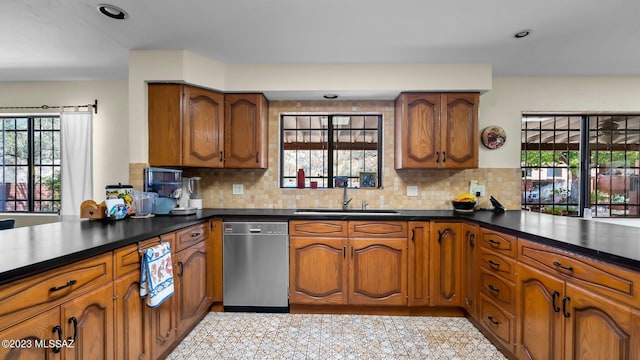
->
[0,80,129,201]
[478,77,640,168]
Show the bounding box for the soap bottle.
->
[297,169,305,189]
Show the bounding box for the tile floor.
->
[169,312,507,359]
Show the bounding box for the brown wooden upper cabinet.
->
[224,93,268,168]
[148,84,268,168]
[394,92,479,169]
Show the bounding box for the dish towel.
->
[140,242,174,308]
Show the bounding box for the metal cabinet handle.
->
[68,317,78,342]
[436,152,440,162]
[219,151,224,162]
[488,284,500,294]
[469,233,475,248]
[49,280,77,292]
[52,325,63,353]
[256,152,259,163]
[437,229,451,243]
[488,239,501,247]
[488,260,500,269]
[487,316,499,325]
[191,232,201,238]
[178,262,184,277]
[343,246,346,259]
[552,291,561,313]
[442,151,446,162]
[553,261,574,272]
[562,296,571,318]
[411,229,415,241]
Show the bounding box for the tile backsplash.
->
[132,100,521,210]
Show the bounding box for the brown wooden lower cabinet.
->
[564,283,633,360]
[146,281,177,360]
[462,222,478,317]
[114,270,147,360]
[175,240,211,336]
[515,262,564,360]
[479,293,515,352]
[430,222,462,306]
[0,281,115,360]
[0,307,61,359]
[349,238,407,306]
[62,283,115,360]
[289,236,349,305]
[408,222,430,306]
[0,220,215,360]
[516,262,636,360]
[289,220,407,306]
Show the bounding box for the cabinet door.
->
[289,237,348,305]
[0,307,61,360]
[394,93,441,168]
[349,238,407,306]
[114,271,147,360]
[175,241,210,337]
[146,294,176,360]
[62,283,114,360]
[224,93,268,168]
[515,263,564,360]
[182,85,224,167]
[408,222,429,306]
[430,222,462,306]
[565,283,633,360]
[462,222,478,316]
[148,84,183,167]
[440,93,478,168]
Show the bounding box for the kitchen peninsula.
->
[1,209,639,359]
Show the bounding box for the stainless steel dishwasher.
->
[223,222,289,311]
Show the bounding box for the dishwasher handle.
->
[248,228,262,233]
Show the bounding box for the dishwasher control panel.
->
[223,222,288,235]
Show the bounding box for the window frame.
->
[521,114,640,217]
[1,115,61,213]
[279,113,383,189]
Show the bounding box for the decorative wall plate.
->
[481,126,507,149]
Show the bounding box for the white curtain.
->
[60,111,93,216]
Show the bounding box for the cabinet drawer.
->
[480,270,515,312]
[479,228,517,258]
[114,244,140,278]
[479,294,515,350]
[176,222,209,252]
[519,239,640,306]
[0,252,112,331]
[349,221,407,238]
[479,249,516,282]
[289,220,348,237]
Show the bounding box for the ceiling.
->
[2,0,640,82]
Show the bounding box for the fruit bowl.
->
[452,200,476,212]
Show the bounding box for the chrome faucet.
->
[342,186,353,210]
[361,200,369,211]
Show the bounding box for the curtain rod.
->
[0,99,98,114]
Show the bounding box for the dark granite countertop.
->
[1,208,639,285]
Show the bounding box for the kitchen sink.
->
[294,209,401,216]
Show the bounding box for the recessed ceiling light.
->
[323,94,338,99]
[514,29,532,39]
[97,4,128,20]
